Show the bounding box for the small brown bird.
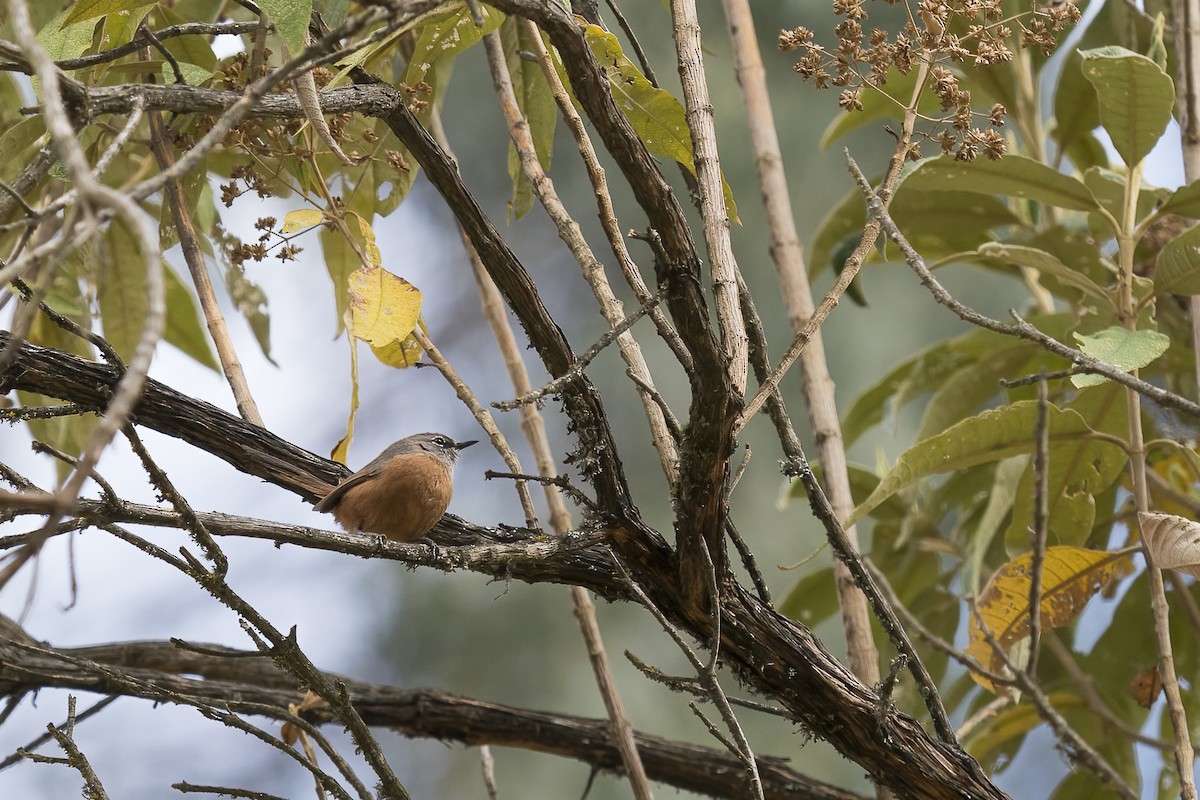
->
[314,432,477,542]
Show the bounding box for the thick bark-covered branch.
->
[0,632,862,800]
[0,332,1006,800]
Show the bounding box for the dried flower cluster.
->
[780,0,1081,161]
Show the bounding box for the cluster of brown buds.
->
[780,0,1080,161]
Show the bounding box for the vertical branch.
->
[670,0,748,396]
[719,0,882,691]
[1118,154,1196,799]
[147,111,264,427]
[481,29,679,487]
[427,96,653,796]
[1026,378,1050,675]
[1173,0,1200,398]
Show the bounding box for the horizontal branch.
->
[0,331,1004,799]
[0,495,628,602]
[0,632,863,800]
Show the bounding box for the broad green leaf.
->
[64,0,156,26]
[281,208,325,233]
[900,154,1098,212]
[258,0,313,55]
[1003,385,1128,551]
[915,344,1038,442]
[153,4,217,73]
[163,262,218,370]
[404,5,505,88]
[502,17,555,220]
[1080,46,1175,169]
[1158,179,1200,218]
[37,6,101,65]
[1071,326,1170,387]
[841,318,1071,445]
[809,181,1019,279]
[963,456,1027,596]
[820,65,939,148]
[98,219,150,360]
[967,546,1133,693]
[0,117,47,167]
[779,566,839,628]
[582,24,739,223]
[964,692,1087,758]
[962,243,1109,303]
[226,265,275,365]
[1053,50,1100,159]
[1153,223,1200,295]
[846,401,1095,526]
[21,268,98,482]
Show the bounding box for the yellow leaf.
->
[350,212,382,268]
[967,546,1133,694]
[280,208,325,234]
[332,309,360,465]
[347,266,422,368]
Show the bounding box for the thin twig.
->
[483,29,678,485]
[412,327,540,530]
[524,23,694,374]
[0,695,118,771]
[147,105,265,427]
[479,745,499,800]
[969,603,1139,800]
[1026,378,1050,675]
[613,552,764,799]
[19,697,111,799]
[492,290,664,410]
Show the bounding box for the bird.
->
[314,432,477,542]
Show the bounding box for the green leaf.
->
[502,17,555,220]
[226,266,274,365]
[1153,223,1200,294]
[1080,46,1175,168]
[819,65,938,148]
[1157,179,1200,218]
[901,154,1098,212]
[582,23,738,223]
[63,0,156,26]
[963,456,1027,596]
[97,219,150,360]
[809,180,1020,279]
[1003,385,1129,551]
[1053,51,1101,159]
[163,262,218,370]
[964,243,1110,303]
[1071,325,1170,387]
[846,401,1097,526]
[258,0,313,55]
[0,116,47,166]
[37,6,101,65]
[404,5,505,88]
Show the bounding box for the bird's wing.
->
[313,468,381,513]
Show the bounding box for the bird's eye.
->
[432,436,450,447]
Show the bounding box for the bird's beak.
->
[456,439,479,450]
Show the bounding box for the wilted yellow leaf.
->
[967,546,1133,693]
[280,208,324,234]
[347,265,423,368]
